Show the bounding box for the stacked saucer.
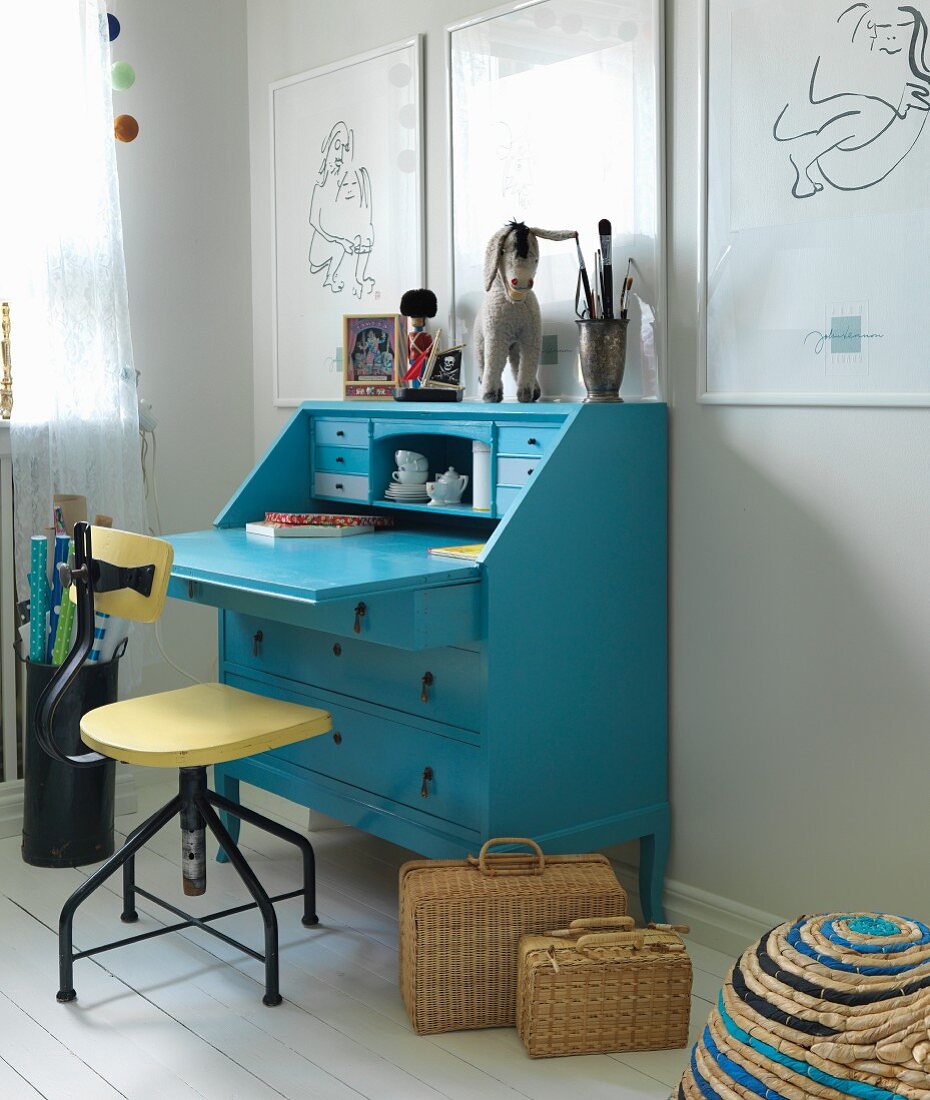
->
[385,482,429,503]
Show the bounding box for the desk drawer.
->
[496,425,560,456]
[495,486,522,514]
[497,456,540,487]
[314,446,369,476]
[314,472,369,502]
[226,674,481,830]
[315,419,369,448]
[225,613,481,732]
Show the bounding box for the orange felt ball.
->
[114,114,140,143]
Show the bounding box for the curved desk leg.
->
[215,767,240,864]
[639,808,670,924]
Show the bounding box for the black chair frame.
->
[36,523,318,1007]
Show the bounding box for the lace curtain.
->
[0,0,145,687]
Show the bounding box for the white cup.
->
[392,469,429,485]
[395,449,428,472]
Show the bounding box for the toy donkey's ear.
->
[528,228,578,242]
[484,226,512,291]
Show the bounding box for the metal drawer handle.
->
[336,429,345,437]
[332,731,342,745]
[333,642,342,656]
[335,482,344,490]
[527,437,538,445]
[421,766,434,798]
[336,456,345,463]
[252,630,264,657]
[420,671,434,703]
[353,601,366,633]
[527,467,534,476]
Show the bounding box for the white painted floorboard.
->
[0,779,726,1099]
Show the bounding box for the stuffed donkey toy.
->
[474,221,577,402]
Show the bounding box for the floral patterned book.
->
[263,512,395,528]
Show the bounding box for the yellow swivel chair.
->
[35,522,331,1006]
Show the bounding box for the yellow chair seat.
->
[80,683,331,768]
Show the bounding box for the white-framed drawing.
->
[447,0,666,402]
[270,37,424,406]
[700,0,930,406]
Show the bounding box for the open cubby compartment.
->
[370,420,494,516]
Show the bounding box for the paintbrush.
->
[620,276,634,318]
[619,258,633,311]
[573,233,594,318]
[598,219,613,318]
[594,251,602,320]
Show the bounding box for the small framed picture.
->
[425,347,462,389]
[342,314,405,399]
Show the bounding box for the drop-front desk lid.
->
[166,527,480,604]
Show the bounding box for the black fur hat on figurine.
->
[399,289,438,321]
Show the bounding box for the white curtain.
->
[0,1,145,686]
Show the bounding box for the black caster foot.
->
[263,992,283,1007]
[57,989,77,1003]
[121,910,139,923]
[301,915,319,927]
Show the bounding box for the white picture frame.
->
[270,37,424,407]
[699,0,930,406]
[447,0,666,403]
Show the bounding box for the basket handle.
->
[576,931,646,955]
[468,837,545,877]
[648,922,691,935]
[568,915,635,932]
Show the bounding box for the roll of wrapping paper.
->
[51,545,76,666]
[29,536,49,663]
[46,533,70,662]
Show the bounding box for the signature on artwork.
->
[805,328,885,353]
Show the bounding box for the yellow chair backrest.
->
[89,526,173,623]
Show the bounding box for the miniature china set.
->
[384,450,469,507]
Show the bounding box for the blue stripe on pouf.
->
[718,993,902,1100]
[703,1024,788,1099]
[690,1045,723,1100]
[787,920,929,976]
[821,915,930,954]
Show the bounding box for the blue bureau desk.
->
[166,401,669,921]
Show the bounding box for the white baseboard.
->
[611,858,785,959]
[0,768,137,840]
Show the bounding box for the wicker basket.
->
[516,917,692,1058]
[679,912,930,1100]
[399,838,627,1035]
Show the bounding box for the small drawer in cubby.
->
[314,445,369,476]
[314,472,369,502]
[226,673,481,830]
[315,418,370,449]
[497,456,540,488]
[496,425,560,456]
[224,613,481,733]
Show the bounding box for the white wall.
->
[246,0,930,927]
[115,0,253,690]
[667,0,930,921]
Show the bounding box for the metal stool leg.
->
[207,789,318,927]
[196,793,282,1006]
[120,817,149,923]
[58,794,180,1002]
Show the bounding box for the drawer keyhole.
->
[332,731,342,745]
[420,671,434,703]
[353,601,366,633]
[333,642,342,656]
[420,766,434,799]
[252,630,264,657]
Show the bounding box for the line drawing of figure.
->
[773,2,930,198]
[308,121,376,297]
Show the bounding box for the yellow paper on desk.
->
[427,544,485,561]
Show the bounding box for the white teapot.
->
[426,467,469,506]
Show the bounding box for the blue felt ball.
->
[108,13,121,42]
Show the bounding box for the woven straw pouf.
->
[678,913,930,1099]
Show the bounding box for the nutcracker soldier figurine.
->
[399,289,438,386]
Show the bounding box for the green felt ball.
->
[111,61,136,91]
